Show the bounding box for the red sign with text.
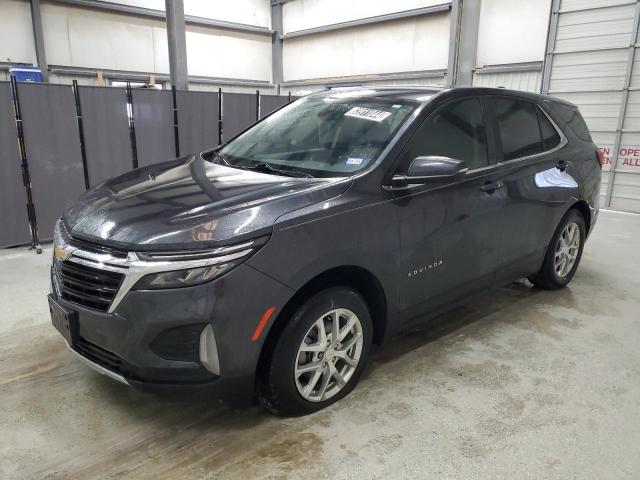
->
[598,146,640,170]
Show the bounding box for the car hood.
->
[63,155,351,250]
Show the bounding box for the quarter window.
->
[493,98,543,161]
[403,98,489,171]
[537,108,561,151]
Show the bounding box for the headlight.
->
[133,263,236,289]
[131,235,269,290]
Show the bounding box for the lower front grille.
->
[74,337,122,373]
[57,260,124,312]
[150,324,205,362]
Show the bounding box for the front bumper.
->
[50,263,294,402]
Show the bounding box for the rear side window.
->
[549,102,592,142]
[537,109,561,150]
[404,97,488,170]
[493,97,543,161]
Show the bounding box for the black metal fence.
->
[0,80,293,249]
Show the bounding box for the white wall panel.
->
[548,49,628,93]
[0,0,36,65]
[554,3,636,52]
[283,14,450,81]
[472,69,542,92]
[560,0,635,12]
[186,26,271,80]
[282,0,447,33]
[100,0,270,27]
[42,3,168,73]
[476,0,551,67]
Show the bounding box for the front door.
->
[392,97,504,318]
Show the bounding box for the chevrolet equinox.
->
[49,86,602,415]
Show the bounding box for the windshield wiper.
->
[234,162,315,179]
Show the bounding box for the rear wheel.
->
[529,209,586,290]
[258,287,372,416]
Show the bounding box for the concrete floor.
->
[1,210,639,479]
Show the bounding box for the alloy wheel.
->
[554,221,580,277]
[294,308,364,402]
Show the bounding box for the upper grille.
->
[56,260,124,312]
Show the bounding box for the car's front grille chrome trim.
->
[53,220,260,313]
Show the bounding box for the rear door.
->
[486,95,576,281]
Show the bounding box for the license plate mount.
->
[48,294,79,346]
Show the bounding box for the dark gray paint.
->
[222,92,257,141]
[176,90,219,154]
[0,82,30,247]
[79,86,133,186]
[131,89,175,167]
[260,94,288,118]
[18,83,85,241]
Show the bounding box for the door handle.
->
[556,160,568,171]
[480,180,503,193]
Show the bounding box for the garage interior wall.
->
[472,0,551,92]
[542,0,640,213]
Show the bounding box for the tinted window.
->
[549,102,592,142]
[537,108,561,150]
[493,98,543,160]
[403,98,488,170]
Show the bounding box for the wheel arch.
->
[255,265,388,382]
[569,199,592,234]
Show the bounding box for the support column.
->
[30,0,49,82]
[447,0,481,87]
[165,0,189,90]
[271,0,284,92]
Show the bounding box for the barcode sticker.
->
[345,107,392,122]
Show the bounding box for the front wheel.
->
[529,209,586,290]
[258,287,373,416]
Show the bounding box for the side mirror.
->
[391,156,468,187]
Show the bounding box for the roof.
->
[304,85,571,106]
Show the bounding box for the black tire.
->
[529,208,586,290]
[258,287,373,416]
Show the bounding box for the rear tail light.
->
[596,149,605,169]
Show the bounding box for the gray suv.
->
[49,86,602,415]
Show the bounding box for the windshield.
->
[217,95,416,178]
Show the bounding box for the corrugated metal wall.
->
[473,68,542,92]
[543,0,640,212]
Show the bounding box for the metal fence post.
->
[10,77,42,254]
[126,82,139,169]
[218,87,223,145]
[172,85,180,157]
[72,80,90,189]
[256,89,260,120]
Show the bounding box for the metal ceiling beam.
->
[47,0,274,35]
[30,0,49,81]
[165,0,188,90]
[280,69,448,87]
[475,61,543,75]
[280,3,451,39]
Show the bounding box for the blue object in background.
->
[9,67,43,83]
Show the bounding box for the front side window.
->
[216,95,415,178]
[493,98,544,160]
[402,98,489,171]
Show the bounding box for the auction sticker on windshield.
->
[345,107,391,122]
